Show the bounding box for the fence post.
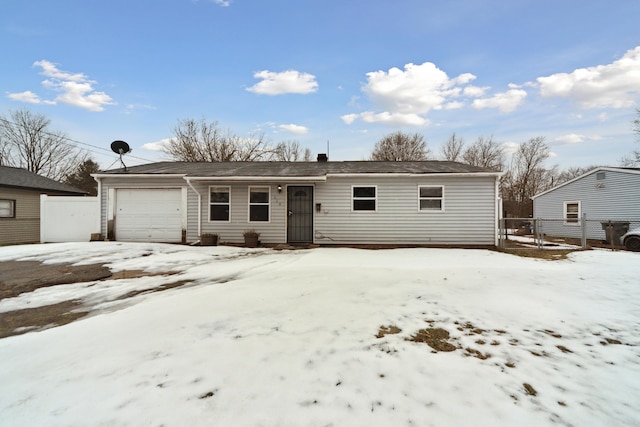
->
[581,213,587,249]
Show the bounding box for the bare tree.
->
[163,118,235,161]
[162,118,273,162]
[500,137,554,217]
[461,135,504,171]
[228,131,273,161]
[440,132,465,162]
[273,140,312,161]
[370,131,431,161]
[554,165,602,185]
[621,107,640,166]
[0,109,86,180]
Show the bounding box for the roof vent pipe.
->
[317,153,328,162]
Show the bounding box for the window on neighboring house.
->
[419,186,444,211]
[352,186,377,211]
[209,186,230,221]
[249,186,270,222]
[0,199,15,218]
[564,201,580,225]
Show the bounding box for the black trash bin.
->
[600,221,630,246]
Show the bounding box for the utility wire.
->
[0,117,156,163]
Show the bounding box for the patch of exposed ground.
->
[0,300,88,339]
[375,325,401,338]
[0,260,185,339]
[493,247,576,260]
[0,261,112,299]
[377,317,632,409]
[409,328,457,352]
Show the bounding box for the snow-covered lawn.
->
[1,243,639,426]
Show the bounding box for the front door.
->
[287,186,313,243]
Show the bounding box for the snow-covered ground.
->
[0,242,639,427]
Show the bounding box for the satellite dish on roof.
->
[111,140,131,155]
[110,140,131,171]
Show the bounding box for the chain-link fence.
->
[499,215,640,250]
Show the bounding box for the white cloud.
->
[278,124,308,134]
[246,70,318,95]
[363,62,475,115]
[340,113,359,125]
[536,45,640,108]
[341,111,428,126]
[501,141,520,157]
[142,138,172,152]
[343,62,486,126]
[211,0,231,6]
[472,89,527,112]
[6,90,54,105]
[463,86,488,97]
[6,60,115,112]
[555,133,585,144]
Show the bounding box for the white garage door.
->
[115,189,183,242]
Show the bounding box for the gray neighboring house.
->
[0,165,86,245]
[532,167,640,240]
[92,160,502,246]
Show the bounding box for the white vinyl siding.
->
[533,169,640,240]
[98,174,500,246]
[315,176,497,245]
[186,182,285,244]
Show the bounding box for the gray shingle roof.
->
[0,166,86,194]
[99,161,498,177]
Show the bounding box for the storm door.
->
[287,186,314,243]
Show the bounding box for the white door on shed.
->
[115,189,182,242]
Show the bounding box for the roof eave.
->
[184,175,327,182]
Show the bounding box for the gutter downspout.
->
[92,175,105,240]
[185,177,202,242]
[495,175,501,247]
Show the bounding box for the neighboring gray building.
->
[92,160,502,246]
[0,166,86,245]
[532,167,640,240]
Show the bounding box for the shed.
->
[93,160,502,246]
[0,166,86,245]
[532,167,640,241]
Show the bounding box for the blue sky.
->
[2,0,640,169]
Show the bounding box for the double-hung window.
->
[419,186,444,211]
[249,186,270,222]
[564,201,580,225]
[210,187,230,221]
[352,186,376,211]
[0,199,15,218]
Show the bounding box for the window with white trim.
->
[0,199,15,218]
[352,186,376,211]
[419,186,444,211]
[209,186,230,221]
[564,201,580,225]
[249,186,270,222]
